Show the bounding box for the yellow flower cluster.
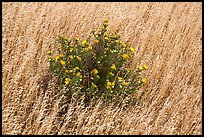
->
[60,60,65,65]
[70,48,74,52]
[76,72,82,78]
[122,54,129,59]
[77,56,82,61]
[91,83,97,89]
[110,64,116,70]
[69,55,74,59]
[106,80,115,89]
[73,67,80,71]
[47,50,52,55]
[130,47,135,52]
[93,69,99,75]
[82,40,88,46]
[141,78,148,83]
[65,78,71,85]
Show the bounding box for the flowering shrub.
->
[47,20,148,106]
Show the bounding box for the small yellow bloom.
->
[47,50,52,55]
[60,60,65,65]
[82,40,88,45]
[118,77,123,81]
[106,81,112,89]
[141,78,148,83]
[77,56,82,61]
[88,45,92,50]
[76,72,82,78]
[89,34,93,37]
[107,81,111,86]
[130,47,135,52]
[65,78,71,85]
[104,37,109,41]
[109,72,114,76]
[143,65,148,70]
[73,67,79,71]
[110,64,116,70]
[69,55,74,59]
[56,56,59,60]
[120,41,126,48]
[122,54,129,59]
[65,70,69,73]
[111,81,115,87]
[138,66,143,71]
[70,48,74,52]
[91,83,97,89]
[93,69,99,75]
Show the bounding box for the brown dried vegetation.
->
[2,2,202,135]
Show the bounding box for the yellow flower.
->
[120,41,126,48]
[82,40,88,46]
[118,77,123,81]
[65,70,69,73]
[91,83,97,89]
[104,37,109,41]
[143,65,148,70]
[93,69,99,75]
[70,48,74,52]
[106,81,112,89]
[76,72,82,78]
[122,54,129,59]
[110,64,116,70]
[69,55,74,59]
[47,50,52,55]
[73,67,79,71]
[89,34,92,37]
[109,72,114,76]
[59,54,63,57]
[138,66,143,71]
[141,78,148,83]
[77,56,82,61]
[111,81,115,87]
[65,78,71,85]
[130,47,135,52]
[55,56,59,60]
[60,60,65,65]
[88,45,92,50]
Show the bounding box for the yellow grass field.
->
[2,2,202,135]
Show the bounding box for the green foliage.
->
[47,19,148,106]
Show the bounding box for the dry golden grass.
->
[2,2,202,135]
